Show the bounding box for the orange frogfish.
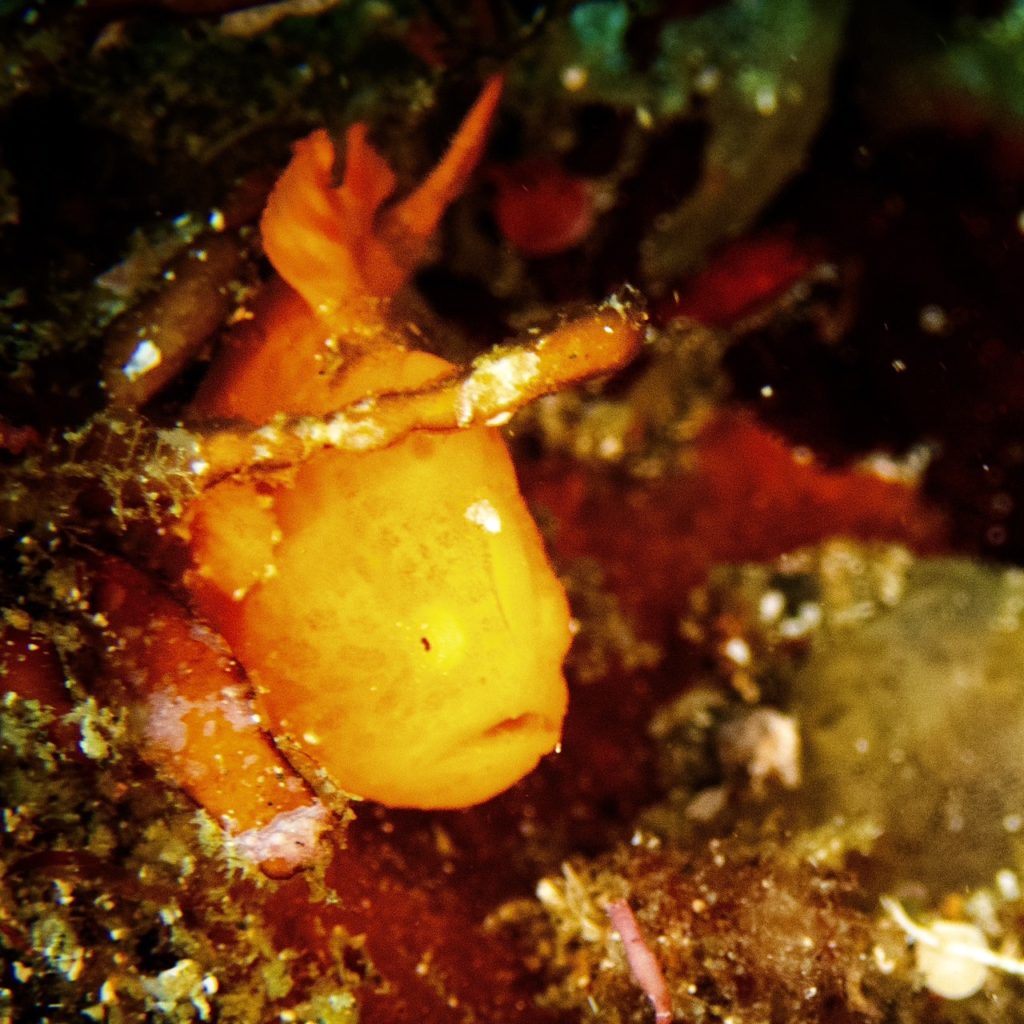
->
[97,77,642,869]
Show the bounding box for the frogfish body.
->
[184,78,574,808]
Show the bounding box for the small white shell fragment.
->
[881,897,1024,999]
[122,339,162,382]
[717,707,801,790]
[915,921,989,1000]
[996,869,1021,901]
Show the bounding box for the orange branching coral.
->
[105,74,647,858]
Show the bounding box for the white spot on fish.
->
[465,498,502,534]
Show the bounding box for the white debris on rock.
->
[122,339,163,382]
[230,801,331,871]
[457,350,541,427]
[142,958,215,1021]
[717,707,801,792]
[879,896,1024,1000]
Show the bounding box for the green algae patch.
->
[685,543,1024,898]
[789,552,1024,896]
[509,0,850,286]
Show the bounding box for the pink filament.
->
[607,899,673,1022]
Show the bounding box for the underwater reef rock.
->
[510,543,1024,1023]
[788,547,1024,898]
[671,542,1024,899]
[503,836,883,1024]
